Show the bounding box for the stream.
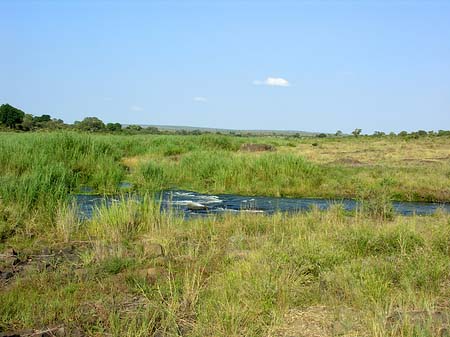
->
[74,190,450,219]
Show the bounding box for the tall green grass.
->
[2,206,450,336]
[136,151,326,197]
[0,132,127,237]
[1,131,448,243]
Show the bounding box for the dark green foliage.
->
[125,124,142,131]
[438,129,450,136]
[352,128,362,137]
[33,114,51,123]
[0,104,25,129]
[75,117,105,132]
[106,122,122,132]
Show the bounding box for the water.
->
[74,190,450,220]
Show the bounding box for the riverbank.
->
[124,133,450,202]
[1,132,449,208]
[2,206,450,336]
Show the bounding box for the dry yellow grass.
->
[268,306,365,337]
[280,137,450,167]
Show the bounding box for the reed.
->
[2,206,450,336]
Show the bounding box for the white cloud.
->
[130,105,143,111]
[193,96,207,102]
[253,77,290,87]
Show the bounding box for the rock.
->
[240,143,275,152]
[143,242,165,258]
[35,327,63,337]
[0,270,14,280]
[44,326,65,337]
[186,202,208,211]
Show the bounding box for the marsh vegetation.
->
[1,131,450,336]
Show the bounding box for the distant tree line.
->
[0,104,65,131]
[1,103,450,137]
[355,129,450,138]
[310,128,450,139]
[0,103,199,135]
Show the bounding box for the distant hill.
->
[123,124,319,136]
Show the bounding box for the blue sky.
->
[1,1,450,133]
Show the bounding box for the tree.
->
[0,104,25,129]
[21,114,35,131]
[106,122,122,132]
[45,118,66,130]
[33,114,51,123]
[352,128,362,137]
[144,126,160,134]
[335,130,343,137]
[76,117,105,132]
[125,124,142,132]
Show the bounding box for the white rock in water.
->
[186,201,208,210]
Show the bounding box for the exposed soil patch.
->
[268,306,365,337]
[329,157,365,167]
[0,244,83,287]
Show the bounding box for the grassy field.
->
[127,134,450,202]
[1,131,450,336]
[2,202,450,336]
